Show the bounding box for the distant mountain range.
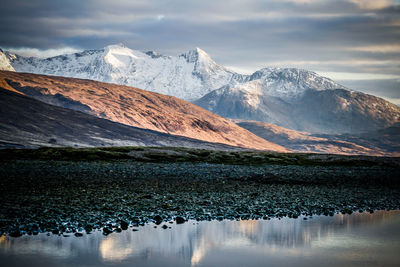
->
[1,44,399,135]
[195,84,400,134]
[0,70,398,155]
[0,71,286,152]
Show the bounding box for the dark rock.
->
[103,227,113,235]
[9,231,22,238]
[52,229,59,235]
[154,215,163,225]
[175,216,186,224]
[119,220,128,230]
[84,224,93,233]
[74,232,83,237]
[162,225,168,229]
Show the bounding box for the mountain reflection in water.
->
[1,210,399,267]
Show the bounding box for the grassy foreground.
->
[0,146,399,237]
[0,146,399,166]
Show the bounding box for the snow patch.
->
[0,50,15,71]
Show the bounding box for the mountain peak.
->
[194,47,208,55]
[103,43,146,68]
[181,47,213,63]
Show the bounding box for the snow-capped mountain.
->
[0,44,343,101]
[1,44,243,100]
[245,67,346,101]
[194,83,400,134]
[1,44,399,134]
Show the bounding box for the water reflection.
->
[1,211,399,267]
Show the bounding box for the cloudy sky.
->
[1,0,399,104]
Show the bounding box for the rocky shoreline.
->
[1,147,399,237]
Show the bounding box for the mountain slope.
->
[195,83,400,134]
[0,49,14,71]
[0,88,246,150]
[2,44,398,135]
[235,120,399,156]
[0,71,287,152]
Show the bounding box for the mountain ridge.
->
[0,87,248,150]
[234,120,400,156]
[0,44,345,101]
[0,70,288,152]
[1,44,399,135]
[195,84,400,134]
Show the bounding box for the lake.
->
[1,210,399,267]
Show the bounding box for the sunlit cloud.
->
[6,47,81,58]
[348,0,395,10]
[347,44,400,53]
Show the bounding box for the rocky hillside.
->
[195,85,400,134]
[235,120,400,156]
[0,71,287,152]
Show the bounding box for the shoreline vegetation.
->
[1,146,399,166]
[1,146,399,238]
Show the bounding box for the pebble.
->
[1,160,399,237]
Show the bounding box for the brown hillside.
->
[0,71,287,152]
[235,119,399,156]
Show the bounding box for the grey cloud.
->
[339,79,400,105]
[0,0,399,100]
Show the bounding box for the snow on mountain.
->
[4,44,242,100]
[4,44,343,101]
[194,67,347,113]
[0,49,15,71]
[3,43,399,134]
[194,84,400,134]
[247,68,346,102]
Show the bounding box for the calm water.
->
[1,211,400,267]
